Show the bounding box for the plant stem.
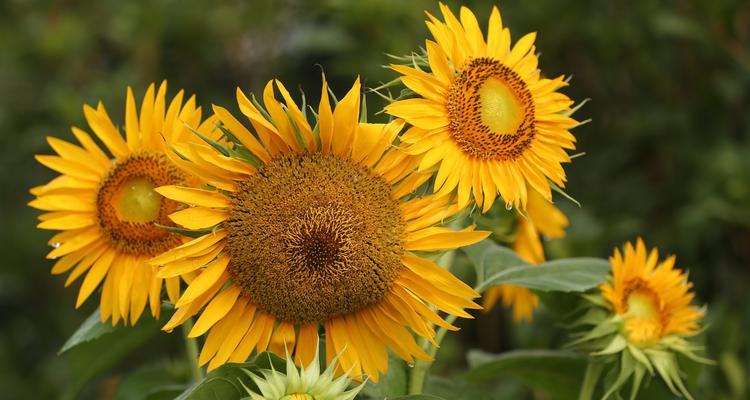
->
[407,314,459,394]
[578,361,603,400]
[182,318,203,382]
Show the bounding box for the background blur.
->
[1,0,749,399]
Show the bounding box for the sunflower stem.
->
[578,361,603,400]
[182,318,203,382]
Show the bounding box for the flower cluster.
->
[29,2,708,398]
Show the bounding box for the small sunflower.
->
[483,188,568,321]
[151,76,488,381]
[601,239,703,346]
[385,3,579,212]
[30,82,217,325]
[570,239,708,399]
[241,337,364,400]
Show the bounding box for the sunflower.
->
[30,82,217,325]
[483,188,568,320]
[151,76,488,381]
[385,3,578,212]
[601,239,703,345]
[569,239,707,399]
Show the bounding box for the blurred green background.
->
[1,0,749,399]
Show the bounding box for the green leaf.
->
[466,349,588,400]
[476,257,611,293]
[176,377,242,400]
[361,356,408,398]
[389,395,446,400]
[61,307,172,400]
[461,239,528,292]
[175,352,285,400]
[114,363,189,400]
[424,374,527,400]
[59,308,117,353]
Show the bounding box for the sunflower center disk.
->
[114,177,162,222]
[226,153,406,324]
[97,152,187,256]
[623,286,664,344]
[447,57,536,161]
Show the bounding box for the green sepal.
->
[213,124,264,169]
[602,350,636,399]
[186,123,230,157]
[359,93,367,123]
[549,180,581,207]
[250,93,274,124]
[154,223,218,239]
[594,335,628,356]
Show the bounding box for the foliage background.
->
[1,0,748,398]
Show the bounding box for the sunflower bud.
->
[242,338,365,400]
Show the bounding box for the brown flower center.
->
[225,152,406,324]
[447,57,536,161]
[96,152,187,256]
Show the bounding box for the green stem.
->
[182,318,203,382]
[408,315,458,394]
[578,361,603,400]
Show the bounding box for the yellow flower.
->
[30,82,217,325]
[601,239,703,345]
[483,188,568,320]
[385,3,578,212]
[570,239,708,400]
[151,76,488,381]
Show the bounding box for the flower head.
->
[570,239,708,400]
[386,3,579,212]
[30,82,217,325]
[602,239,703,345]
[152,75,488,381]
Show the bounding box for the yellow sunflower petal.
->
[155,185,230,208]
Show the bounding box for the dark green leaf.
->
[61,307,172,400]
[115,363,189,400]
[466,349,588,400]
[389,395,446,400]
[175,352,285,400]
[59,308,117,354]
[476,258,610,292]
[176,377,243,400]
[361,356,408,398]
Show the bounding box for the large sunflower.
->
[385,3,578,212]
[483,188,568,320]
[30,82,216,325]
[601,239,703,345]
[150,76,488,381]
